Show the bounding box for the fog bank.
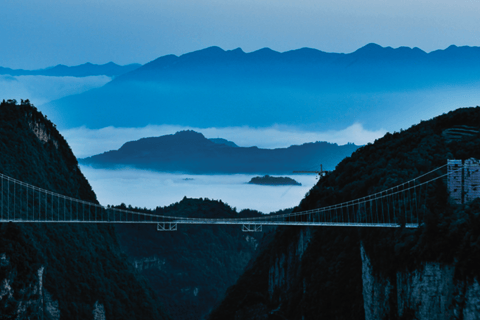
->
[81,166,319,213]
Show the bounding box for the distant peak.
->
[251,47,280,55]
[201,46,225,53]
[173,130,206,139]
[182,46,225,57]
[411,47,426,53]
[442,44,479,52]
[229,47,245,53]
[350,43,428,59]
[354,43,384,53]
[287,47,323,54]
[446,44,458,50]
[227,48,246,57]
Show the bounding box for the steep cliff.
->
[209,225,364,319]
[0,99,168,319]
[209,106,480,319]
[361,242,480,320]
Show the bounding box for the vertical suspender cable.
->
[381,191,384,224]
[413,181,417,225]
[403,183,408,225]
[393,186,397,224]
[1,176,3,221]
[26,183,28,220]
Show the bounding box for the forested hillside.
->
[114,198,281,320]
[0,99,168,319]
[209,106,480,319]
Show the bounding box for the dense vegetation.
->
[248,175,301,186]
[114,198,282,320]
[209,106,480,319]
[0,99,168,319]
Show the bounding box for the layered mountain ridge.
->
[42,43,480,131]
[0,62,140,77]
[80,130,360,174]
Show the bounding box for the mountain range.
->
[79,130,360,174]
[0,62,140,77]
[41,44,480,131]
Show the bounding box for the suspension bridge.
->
[0,163,464,231]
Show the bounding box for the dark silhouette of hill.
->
[80,130,360,174]
[248,175,301,186]
[0,99,167,319]
[208,106,480,319]
[42,44,480,131]
[209,138,238,147]
[0,62,140,77]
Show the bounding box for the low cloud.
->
[0,75,112,106]
[62,123,386,158]
[81,166,318,213]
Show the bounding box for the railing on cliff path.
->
[0,162,466,231]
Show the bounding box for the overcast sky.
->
[2,0,480,69]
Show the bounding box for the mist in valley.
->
[0,74,112,106]
[80,165,318,213]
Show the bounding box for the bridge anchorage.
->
[0,161,472,230]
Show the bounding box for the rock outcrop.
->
[268,228,312,301]
[361,243,480,320]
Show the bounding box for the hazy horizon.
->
[2,43,480,70]
[3,0,480,69]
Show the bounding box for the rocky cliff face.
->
[210,227,317,319]
[0,256,62,320]
[93,301,106,320]
[133,256,166,272]
[28,119,58,148]
[361,243,480,320]
[268,228,312,302]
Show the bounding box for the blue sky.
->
[2,0,480,69]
